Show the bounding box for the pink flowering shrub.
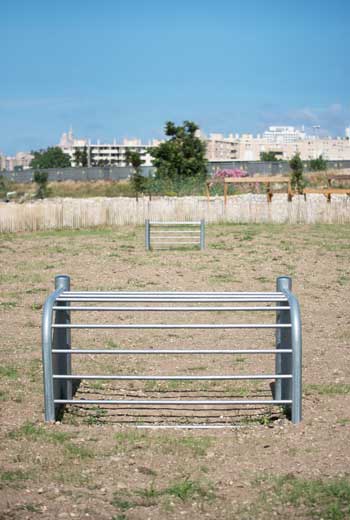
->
[213,168,248,180]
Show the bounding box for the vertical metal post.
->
[200,219,205,250]
[276,276,302,423]
[287,287,302,424]
[42,275,70,422]
[145,219,151,250]
[53,276,71,413]
[275,277,292,406]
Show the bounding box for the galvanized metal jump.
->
[42,275,302,425]
[145,220,205,250]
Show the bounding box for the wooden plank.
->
[224,176,290,184]
[303,188,350,195]
[327,175,350,181]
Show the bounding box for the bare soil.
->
[0,223,349,519]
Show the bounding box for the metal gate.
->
[42,275,302,425]
[145,220,205,250]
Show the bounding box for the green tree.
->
[289,153,305,193]
[260,151,281,161]
[30,147,71,169]
[125,149,145,199]
[81,146,88,167]
[309,155,327,171]
[150,120,207,181]
[33,170,49,199]
[73,149,82,166]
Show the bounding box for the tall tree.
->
[289,153,305,193]
[81,146,88,167]
[33,170,49,198]
[30,147,71,169]
[150,121,207,181]
[125,149,145,199]
[73,149,82,166]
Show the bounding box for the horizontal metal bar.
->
[52,306,290,312]
[52,323,291,329]
[56,298,288,303]
[151,240,198,246]
[54,399,292,405]
[150,221,201,225]
[52,349,293,355]
[136,425,250,430]
[152,230,200,234]
[61,291,286,296]
[53,374,292,380]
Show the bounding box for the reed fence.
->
[1,194,349,232]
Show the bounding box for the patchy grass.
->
[0,365,19,380]
[0,469,30,486]
[249,474,350,520]
[8,421,94,459]
[114,431,213,457]
[305,384,350,396]
[111,477,215,513]
[0,301,17,309]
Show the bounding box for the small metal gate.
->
[42,275,302,425]
[145,220,205,250]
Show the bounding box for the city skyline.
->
[2,0,349,155]
[2,123,350,158]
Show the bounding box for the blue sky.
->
[1,0,349,154]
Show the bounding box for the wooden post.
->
[224,181,228,207]
[206,182,211,202]
[267,182,273,203]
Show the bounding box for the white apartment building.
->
[59,129,161,167]
[263,126,306,144]
[205,126,350,161]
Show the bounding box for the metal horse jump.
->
[145,220,205,250]
[42,275,302,425]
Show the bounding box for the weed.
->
[304,384,350,396]
[162,477,215,501]
[0,390,8,401]
[31,302,43,310]
[337,418,350,425]
[0,365,18,380]
[337,275,349,286]
[0,301,17,309]
[9,421,70,444]
[166,436,213,457]
[111,478,215,512]
[0,469,29,485]
[16,504,41,512]
[115,430,147,452]
[84,407,108,424]
[64,442,93,459]
[246,474,350,519]
[111,495,136,511]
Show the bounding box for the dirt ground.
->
[0,223,349,519]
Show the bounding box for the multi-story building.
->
[59,129,161,167]
[212,127,350,161]
[0,153,6,171]
[263,126,306,144]
[0,151,33,171]
[201,132,239,161]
